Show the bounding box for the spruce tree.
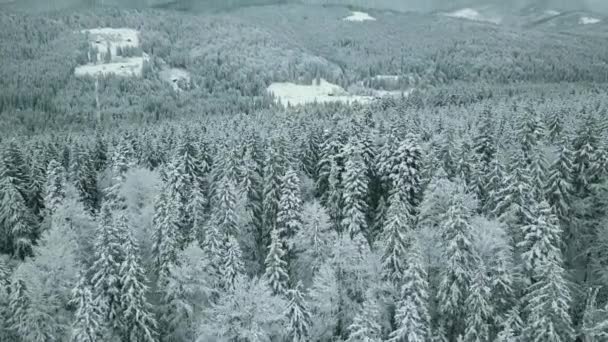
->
[90,204,126,333]
[519,203,573,341]
[462,263,492,342]
[546,143,574,222]
[70,277,105,342]
[0,175,34,258]
[341,140,369,238]
[264,228,289,296]
[222,236,244,291]
[285,282,312,342]
[45,159,66,215]
[347,298,383,342]
[151,191,180,281]
[437,195,478,341]
[495,306,523,342]
[277,168,303,241]
[389,243,430,342]
[119,228,157,342]
[381,188,412,286]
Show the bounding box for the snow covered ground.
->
[580,17,601,25]
[76,28,146,78]
[75,54,149,78]
[545,10,561,16]
[268,79,373,106]
[444,8,501,24]
[83,28,140,61]
[373,75,400,82]
[343,11,376,22]
[159,68,191,92]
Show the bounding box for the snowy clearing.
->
[545,10,560,16]
[83,28,140,61]
[444,8,501,24]
[580,17,601,25]
[343,11,376,22]
[159,68,191,92]
[373,75,400,82]
[268,79,373,106]
[75,55,149,78]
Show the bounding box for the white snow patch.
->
[75,54,149,78]
[159,68,191,92]
[580,17,601,25]
[444,8,501,24]
[545,10,560,16]
[343,11,376,22]
[83,28,140,61]
[268,79,373,106]
[373,75,400,82]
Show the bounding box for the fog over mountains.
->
[3,0,608,13]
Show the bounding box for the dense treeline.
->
[3,6,608,135]
[1,88,608,340]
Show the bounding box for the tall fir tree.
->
[381,188,413,286]
[519,202,574,341]
[437,195,478,341]
[119,227,158,342]
[341,140,369,238]
[462,263,492,342]
[388,242,430,342]
[70,276,105,342]
[277,168,303,241]
[285,282,312,342]
[44,159,66,215]
[264,228,290,296]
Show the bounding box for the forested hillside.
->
[1,3,608,342]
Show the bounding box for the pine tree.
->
[437,195,478,341]
[119,229,157,342]
[390,136,422,210]
[70,277,105,342]
[462,263,492,342]
[241,136,265,267]
[222,236,244,291]
[381,189,412,286]
[528,147,548,202]
[388,243,430,342]
[286,282,312,342]
[44,159,66,215]
[264,228,289,296]
[341,140,369,238]
[482,157,505,215]
[571,116,601,195]
[27,155,46,220]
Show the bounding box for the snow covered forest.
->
[2,2,608,342]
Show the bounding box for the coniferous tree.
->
[277,168,303,241]
[263,143,284,253]
[119,227,157,342]
[44,159,66,215]
[151,191,180,281]
[381,188,412,286]
[264,228,289,296]
[285,282,312,342]
[0,174,35,259]
[222,236,244,291]
[90,204,126,333]
[462,263,492,342]
[341,140,369,238]
[519,202,574,341]
[495,306,523,342]
[347,297,383,342]
[546,143,574,222]
[70,277,105,342]
[437,194,478,341]
[389,242,430,342]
